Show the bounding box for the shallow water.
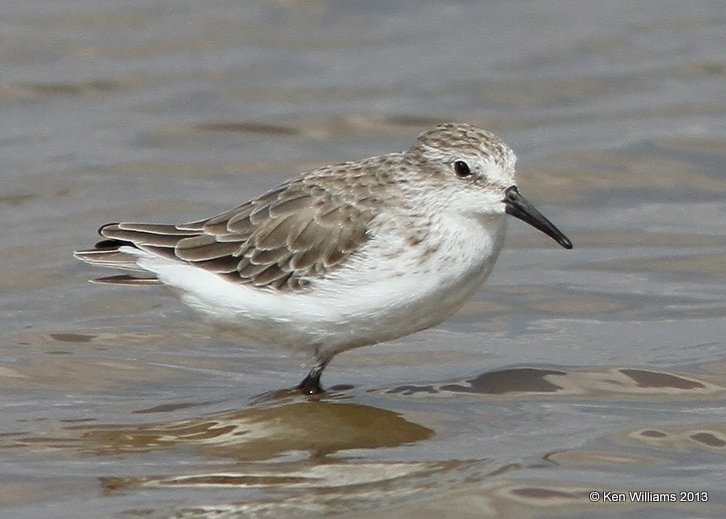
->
[2,1,726,517]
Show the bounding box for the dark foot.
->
[296,358,328,395]
[296,373,324,394]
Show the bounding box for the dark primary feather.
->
[75,174,381,291]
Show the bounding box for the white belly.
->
[133,213,507,357]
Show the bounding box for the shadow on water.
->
[75,398,434,461]
[3,363,726,516]
[384,365,725,398]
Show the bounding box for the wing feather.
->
[75,169,383,291]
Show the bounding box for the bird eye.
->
[453,160,472,178]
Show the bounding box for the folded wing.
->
[74,178,374,291]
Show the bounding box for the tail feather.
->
[91,274,161,286]
[100,223,197,247]
[74,221,199,284]
[73,247,145,272]
[75,219,224,286]
[102,222,195,235]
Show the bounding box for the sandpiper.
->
[74,123,572,393]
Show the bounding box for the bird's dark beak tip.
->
[504,186,572,250]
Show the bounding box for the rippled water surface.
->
[2,1,726,517]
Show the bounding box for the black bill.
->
[504,186,572,249]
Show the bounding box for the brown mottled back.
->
[78,156,406,291]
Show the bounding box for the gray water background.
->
[2,1,726,517]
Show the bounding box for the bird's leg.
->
[297,355,329,395]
